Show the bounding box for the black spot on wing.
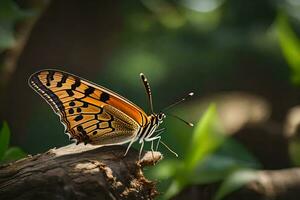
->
[69,108,74,114]
[30,72,64,113]
[71,78,81,90]
[100,92,110,102]
[56,82,62,87]
[85,87,95,96]
[74,115,83,121]
[60,74,67,84]
[77,125,83,132]
[66,89,74,96]
[56,74,68,87]
[82,102,88,108]
[46,71,54,86]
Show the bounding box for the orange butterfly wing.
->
[29,69,148,144]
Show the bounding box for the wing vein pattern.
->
[29,69,148,145]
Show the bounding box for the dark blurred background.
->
[1,0,297,152]
[3,0,300,198]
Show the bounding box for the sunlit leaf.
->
[164,104,226,199]
[185,103,225,171]
[0,121,10,160]
[214,169,258,200]
[2,147,26,162]
[277,13,300,85]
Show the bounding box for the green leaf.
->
[0,121,10,160]
[164,179,185,200]
[276,13,300,85]
[214,169,258,200]
[216,138,261,168]
[164,104,226,199]
[2,147,26,162]
[192,154,235,184]
[185,103,225,171]
[147,159,181,180]
[191,138,261,184]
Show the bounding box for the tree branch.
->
[0,144,162,200]
[174,168,300,200]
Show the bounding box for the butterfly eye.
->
[158,113,166,121]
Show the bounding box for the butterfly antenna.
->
[140,73,154,113]
[167,113,194,127]
[163,92,194,112]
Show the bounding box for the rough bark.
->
[0,144,162,200]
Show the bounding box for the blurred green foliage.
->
[147,104,260,199]
[0,0,31,53]
[214,169,258,200]
[288,137,300,166]
[0,122,10,160]
[18,0,297,155]
[277,13,300,85]
[0,122,26,163]
[276,10,300,167]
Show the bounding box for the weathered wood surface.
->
[0,144,162,200]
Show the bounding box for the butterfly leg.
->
[146,136,178,157]
[155,136,161,151]
[145,136,161,148]
[145,136,161,163]
[124,138,136,157]
[151,140,154,161]
[139,140,145,160]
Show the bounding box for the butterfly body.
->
[29,69,165,155]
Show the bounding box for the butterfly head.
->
[140,72,193,127]
[157,112,166,124]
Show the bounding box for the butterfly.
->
[29,69,193,157]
